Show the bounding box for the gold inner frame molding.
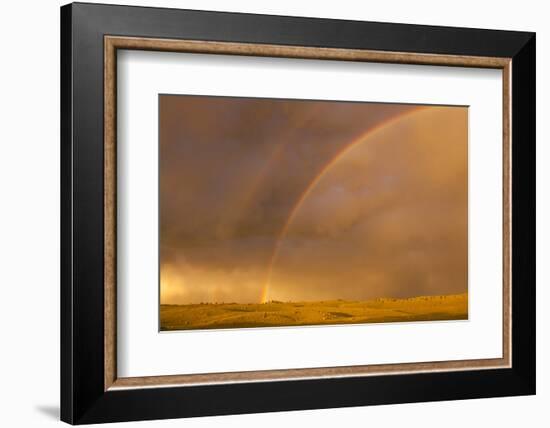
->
[104,35,512,391]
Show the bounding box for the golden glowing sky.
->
[159,95,467,304]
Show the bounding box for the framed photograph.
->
[60,2,535,424]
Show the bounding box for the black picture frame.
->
[61,2,535,424]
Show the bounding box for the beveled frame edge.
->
[104,35,512,391]
[104,36,117,391]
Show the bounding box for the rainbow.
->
[225,105,324,231]
[259,107,426,303]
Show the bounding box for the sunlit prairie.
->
[160,293,467,331]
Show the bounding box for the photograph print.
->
[159,95,468,331]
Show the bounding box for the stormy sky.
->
[159,95,467,304]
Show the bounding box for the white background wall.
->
[0,0,545,426]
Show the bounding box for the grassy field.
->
[160,293,467,331]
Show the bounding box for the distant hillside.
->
[160,293,468,331]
